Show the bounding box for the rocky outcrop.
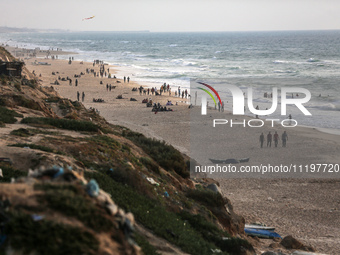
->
[280,235,315,252]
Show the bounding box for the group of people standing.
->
[259,131,288,148]
[76,91,85,102]
[176,86,189,98]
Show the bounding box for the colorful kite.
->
[82,16,95,21]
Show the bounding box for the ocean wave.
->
[140,73,189,79]
[130,64,152,71]
[273,70,297,74]
[227,66,241,70]
[183,61,198,67]
[168,44,177,47]
[170,59,183,64]
[273,60,291,64]
[152,58,167,62]
[307,58,320,62]
[307,102,340,111]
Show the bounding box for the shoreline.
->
[6,44,338,137]
[17,51,340,254]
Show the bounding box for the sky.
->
[1,0,340,32]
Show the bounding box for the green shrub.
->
[12,95,41,110]
[21,117,99,132]
[124,131,189,178]
[27,128,60,135]
[10,128,32,137]
[8,143,62,154]
[34,183,80,193]
[71,100,82,110]
[186,189,226,208]
[5,212,99,255]
[45,97,60,103]
[90,135,120,148]
[134,233,160,255]
[36,184,114,232]
[26,79,38,89]
[0,97,7,106]
[140,157,160,174]
[14,83,22,92]
[0,164,26,183]
[178,210,227,238]
[178,211,252,255]
[121,144,131,153]
[0,106,23,124]
[85,171,226,255]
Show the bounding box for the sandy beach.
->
[21,53,340,254]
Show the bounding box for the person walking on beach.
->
[75,79,78,87]
[127,76,130,83]
[259,132,265,148]
[282,131,288,147]
[178,86,181,97]
[82,92,85,102]
[267,132,272,147]
[273,131,279,147]
[77,91,80,102]
[124,76,126,83]
[288,114,292,125]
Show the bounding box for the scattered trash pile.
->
[0,166,141,255]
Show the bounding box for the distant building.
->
[0,61,24,77]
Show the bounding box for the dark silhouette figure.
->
[273,131,279,147]
[259,132,265,148]
[267,132,272,147]
[282,131,288,147]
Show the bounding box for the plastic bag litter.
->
[146,177,159,186]
[31,214,45,221]
[86,179,100,197]
[52,166,64,179]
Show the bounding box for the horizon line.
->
[1,26,340,34]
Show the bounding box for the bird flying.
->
[82,16,95,21]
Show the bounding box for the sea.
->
[1,30,340,131]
